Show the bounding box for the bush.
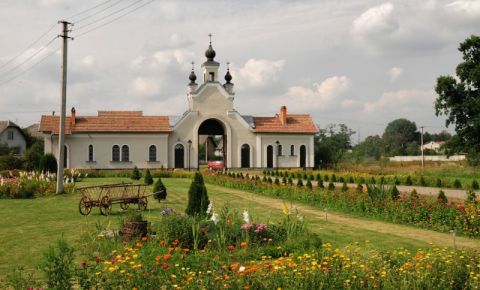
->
[306,179,312,190]
[288,177,293,186]
[144,169,153,185]
[436,178,442,188]
[39,239,75,290]
[131,166,141,180]
[328,182,335,191]
[274,178,280,185]
[391,185,400,200]
[419,176,427,187]
[331,174,337,182]
[453,179,462,189]
[153,178,167,201]
[158,214,194,248]
[437,190,448,203]
[315,174,321,181]
[0,154,23,170]
[317,180,324,189]
[297,179,304,187]
[39,154,57,173]
[471,180,479,190]
[405,176,413,186]
[267,177,273,184]
[341,182,348,192]
[185,173,209,216]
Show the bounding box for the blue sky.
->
[0,0,479,141]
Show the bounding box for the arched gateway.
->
[39,39,318,170]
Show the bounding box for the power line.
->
[73,0,156,39]
[0,45,60,87]
[65,0,116,21]
[0,36,58,79]
[71,0,128,24]
[0,22,57,71]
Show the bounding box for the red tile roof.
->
[253,114,318,134]
[39,111,172,134]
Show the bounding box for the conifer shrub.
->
[454,179,462,189]
[391,185,400,200]
[437,190,448,203]
[405,176,413,186]
[471,180,479,190]
[309,174,314,181]
[153,177,167,201]
[131,166,141,180]
[288,177,293,186]
[436,178,442,188]
[420,176,427,187]
[144,169,153,185]
[274,178,280,185]
[410,189,419,199]
[39,153,57,173]
[339,177,345,183]
[297,179,304,187]
[315,173,321,181]
[331,174,337,182]
[341,182,348,192]
[324,175,329,182]
[282,176,287,185]
[306,179,312,190]
[262,176,267,182]
[303,173,308,180]
[393,176,400,185]
[185,173,209,216]
[359,177,365,184]
[349,176,355,183]
[318,180,324,189]
[328,182,335,191]
[370,177,376,184]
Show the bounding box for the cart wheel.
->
[138,196,148,211]
[78,197,92,216]
[100,196,112,216]
[120,201,129,210]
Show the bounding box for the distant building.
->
[39,41,318,169]
[26,123,43,139]
[0,120,26,156]
[421,141,445,152]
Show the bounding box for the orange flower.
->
[141,236,148,241]
[160,240,166,246]
[163,254,172,261]
[136,242,143,248]
[155,256,161,262]
[172,239,180,246]
[240,242,248,248]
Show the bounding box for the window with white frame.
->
[112,145,120,161]
[149,145,157,162]
[88,145,94,162]
[121,145,129,162]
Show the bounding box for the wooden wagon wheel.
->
[120,201,129,210]
[138,196,148,211]
[78,196,92,216]
[100,196,112,216]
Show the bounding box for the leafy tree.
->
[39,153,57,173]
[0,153,23,170]
[314,124,355,168]
[353,135,384,161]
[435,35,480,165]
[382,118,418,156]
[23,142,44,170]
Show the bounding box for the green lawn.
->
[0,177,477,278]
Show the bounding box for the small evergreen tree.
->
[318,180,324,189]
[131,166,141,180]
[153,177,167,202]
[420,176,427,187]
[436,178,443,188]
[341,182,348,192]
[324,175,329,182]
[471,180,479,190]
[405,176,413,186]
[262,176,267,182]
[303,173,308,180]
[267,177,273,184]
[306,179,313,190]
[328,182,335,191]
[391,185,400,200]
[339,177,345,183]
[144,169,153,185]
[437,190,448,203]
[274,177,280,185]
[453,179,462,189]
[315,173,321,181]
[288,177,293,186]
[331,174,337,182]
[185,173,209,216]
[297,179,304,187]
[282,176,287,185]
[410,189,419,199]
[349,176,355,183]
[309,174,314,181]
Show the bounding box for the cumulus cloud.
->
[128,77,161,97]
[388,67,403,82]
[350,3,398,43]
[236,59,285,88]
[446,0,480,17]
[280,76,352,111]
[363,89,435,113]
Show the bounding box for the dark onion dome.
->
[205,44,216,61]
[189,70,197,84]
[224,70,232,83]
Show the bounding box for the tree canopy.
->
[435,35,480,165]
[382,118,418,156]
[314,124,355,168]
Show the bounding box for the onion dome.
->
[205,44,216,61]
[189,70,197,84]
[224,70,232,84]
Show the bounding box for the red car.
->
[207,161,224,169]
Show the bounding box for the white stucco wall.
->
[256,134,314,168]
[0,127,26,155]
[45,133,169,169]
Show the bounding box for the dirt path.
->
[214,183,480,249]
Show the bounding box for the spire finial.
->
[208,33,212,45]
[191,61,195,71]
[226,61,230,71]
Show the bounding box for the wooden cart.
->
[77,183,149,216]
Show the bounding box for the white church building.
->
[39,42,317,169]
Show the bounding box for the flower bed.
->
[0,171,75,198]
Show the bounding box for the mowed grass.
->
[0,177,477,278]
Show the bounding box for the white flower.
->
[239,266,245,272]
[210,212,219,225]
[243,210,250,224]
[206,202,213,215]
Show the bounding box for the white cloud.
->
[82,55,95,66]
[128,77,160,97]
[363,89,435,113]
[236,59,285,88]
[280,76,352,111]
[388,67,403,82]
[446,1,480,16]
[350,3,397,41]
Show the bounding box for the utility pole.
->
[420,126,425,169]
[56,21,72,194]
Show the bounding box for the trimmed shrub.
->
[306,179,313,190]
[288,177,293,186]
[315,174,321,181]
[436,178,442,188]
[282,176,287,185]
[144,169,153,185]
[185,173,209,216]
[419,176,427,187]
[341,182,348,192]
[39,153,57,173]
[274,178,280,185]
[317,180,324,189]
[331,174,337,182]
[410,189,419,199]
[391,185,400,200]
[437,190,448,203]
[405,176,413,186]
[471,180,479,190]
[453,179,462,189]
[153,178,167,201]
[349,176,355,183]
[131,166,141,180]
[297,179,304,187]
[328,182,335,191]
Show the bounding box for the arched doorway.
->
[266,145,273,168]
[174,144,185,168]
[241,144,250,168]
[300,145,306,168]
[198,119,226,168]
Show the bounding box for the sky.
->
[0,0,479,142]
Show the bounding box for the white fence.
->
[389,155,466,162]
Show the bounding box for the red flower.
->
[163,253,172,261]
[80,261,87,268]
[227,245,236,251]
[162,262,169,269]
[265,262,271,269]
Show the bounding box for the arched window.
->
[278,144,283,156]
[121,145,130,162]
[266,145,273,168]
[88,145,94,162]
[112,145,120,161]
[290,145,295,156]
[149,145,157,162]
[300,145,306,168]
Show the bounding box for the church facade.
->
[39,43,317,169]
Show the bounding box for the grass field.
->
[1,177,479,279]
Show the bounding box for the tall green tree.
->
[353,135,384,161]
[382,118,418,156]
[435,35,480,165]
[314,124,355,168]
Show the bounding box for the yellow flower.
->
[282,201,290,215]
